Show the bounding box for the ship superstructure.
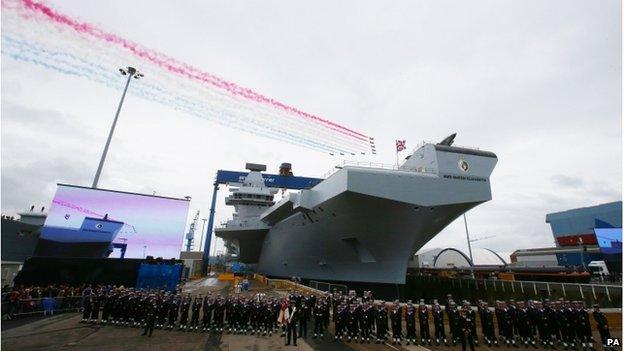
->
[215,134,497,285]
[215,163,277,263]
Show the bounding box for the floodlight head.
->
[126,66,137,75]
[119,68,127,75]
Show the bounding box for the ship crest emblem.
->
[458,159,469,172]
[96,223,103,229]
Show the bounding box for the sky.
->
[1,0,622,259]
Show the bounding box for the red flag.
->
[395,140,406,152]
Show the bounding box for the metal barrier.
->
[309,280,348,295]
[322,160,438,178]
[407,275,623,308]
[267,279,329,296]
[2,296,83,318]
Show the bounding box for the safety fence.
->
[2,296,83,318]
[406,275,623,308]
[308,280,348,295]
[267,278,330,297]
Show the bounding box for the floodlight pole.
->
[92,66,142,188]
[463,214,474,264]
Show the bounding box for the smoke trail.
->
[13,0,372,144]
[2,5,375,153]
[2,35,355,154]
[1,21,369,154]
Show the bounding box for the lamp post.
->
[199,218,207,252]
[92,66,144,188]
[463,214,474,264]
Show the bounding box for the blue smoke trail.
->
[2,35,354,154]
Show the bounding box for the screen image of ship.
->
[215,134,498,288]
[34,217,125,258]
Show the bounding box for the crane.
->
[185,210,200,251]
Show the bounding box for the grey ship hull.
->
[257,166,491,284]
[218,142,498,285]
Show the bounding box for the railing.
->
[2,296,83,318]
[267,279,329,297]
[308,280,348,295]
[322,160,438,179]
[406,275,623,308]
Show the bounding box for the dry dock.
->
[2,277,621,351]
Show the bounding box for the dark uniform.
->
[448,304,461,345]
[360,303,373,343]
[179,298,190,331]
[214,298,225,331]
[576,304,593,349]
[593,306,612,349]
[391,304,403,345]
[90,294,101,323]
[167,298,179,329]
[480,304,497,346]
[285,305,298,346]
[82,295,93,322]
[499,305,516,346]
[347,305,359,341]
[405,303,417,345]
[460,310,476,351]
[562,303,577,348]
[313,300,325,338]
[142,304,156,337]
[190,297,201,331]
[517,305,535,347]
[101,293,113,324]
[202,297,212,331]
[375,303,388,343]
[433,304,448,346]
[298,300,310,339]
[335,303,347,341]
[419,304,431,345]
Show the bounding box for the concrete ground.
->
[2,278,620,351]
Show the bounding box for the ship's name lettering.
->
[442,174,487,182]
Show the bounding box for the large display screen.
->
[34,184,190,259]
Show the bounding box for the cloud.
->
[1,0,621,256]
[551,174,585,188]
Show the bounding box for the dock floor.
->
[2,277,620,351]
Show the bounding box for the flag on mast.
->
[395,140,406,152]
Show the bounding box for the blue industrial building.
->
[546,201,622,271]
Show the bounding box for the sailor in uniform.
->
[374,301,388,344]
[283,300,298,346]
[178,295,191,331]
[480,302,498,347]
[433,301,449,346]
[405,300,417,345]
[201,295,212,332]
[213,297,225,332]
[419,300,432,345]
[360,301,373,343]
[593,304,613,351]
[313,298,325,338]
[460,308,476,351]
[347,303,359,342]
[167,296,179,330]
[391,301,403,345]
[575,301,594,350]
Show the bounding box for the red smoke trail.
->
[16,0,371,143]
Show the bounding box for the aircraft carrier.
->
[215,134,497,287]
